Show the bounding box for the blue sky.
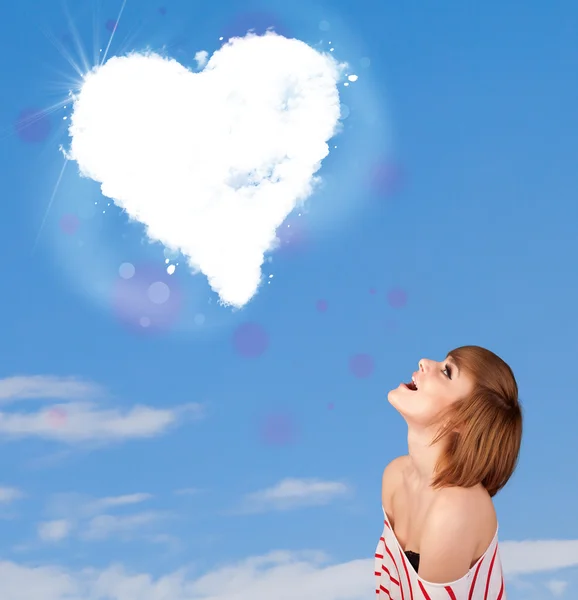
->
[0,0,577,598]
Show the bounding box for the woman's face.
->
[388,356,474,428]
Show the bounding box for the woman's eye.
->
[443,365,453,379]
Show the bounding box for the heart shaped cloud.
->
[67,32,345,307]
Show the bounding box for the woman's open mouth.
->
[403,382,417,391]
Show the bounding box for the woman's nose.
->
[418,359,428,372]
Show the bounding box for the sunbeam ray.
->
[61,0,91,76]
[40,25,85,80]
[100,0,129,67]
[31,157,69,255]
[92,0,102,69]
[115,23,146,59]
[43,67,84,94]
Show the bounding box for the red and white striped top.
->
[375,507,506,599]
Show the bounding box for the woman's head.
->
[388,345,522,497]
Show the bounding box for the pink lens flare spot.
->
[370,159,404,196]
[275,215,309,254]
[112,262,182,334]
[259,412,297,446]
[349,353,375,379]
[105,19,118,32]
[47,407,67,428]
[15,108,51,143]
[233,322,269,358]
[59,213,80,235]
[316,299,328,312]
[387,288,408,309]
[327,402,335,410]
[369,288,377,295]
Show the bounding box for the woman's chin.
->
[387,385,403,404]
[388,384,418,412]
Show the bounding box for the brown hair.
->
[429,345,523,497]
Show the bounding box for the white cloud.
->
[1,543,577,600]
[174,488,204,496]
[87,493,152,512]
[0,487,24,504]
[46,492,152,520]
[67,32,345,308]
[39,493,166,545]
[0,376,100,404]
[546,579,569,596]
[0,402,200,443]
[237,478,351,513]
[81,511,168,541]
[0,375,202,444]
[194,50,208,68]
[38,519,72,542]
[0,561,77,600]
[0,551,370,600]
[500,540,578,574]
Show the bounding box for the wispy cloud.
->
[0,375,203,444]
[38,492,167,544]
[85,493,152,512]
[37,519,72,542]
[0,487,24,504]
[81,511,169,541]
[1,545,576,600]
[236,478,351,514]
[0,376,100,404]
[174,487,205,497]
[545,579,569,596]
[46,491,153,519]
[500,540,578,574]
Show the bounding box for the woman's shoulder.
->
[381,458,497,534]
[433,483,495,516]
[382,455,410,484]
[415,486,498,581]
[430,485,498,553]
[381,455,410,506]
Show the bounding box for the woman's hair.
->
[429,345,523,497]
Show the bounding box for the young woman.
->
[375,346,522,599]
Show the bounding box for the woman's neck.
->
[406,427,444,489]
